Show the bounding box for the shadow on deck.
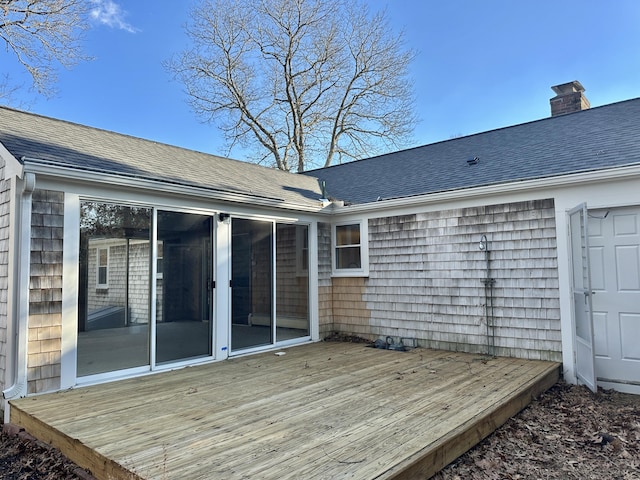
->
[9,342,560,479]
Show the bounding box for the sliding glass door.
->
[231,220,310,352]
[275,224,309,340]
[156,211,213,363]
[231,218,273,350]
[78,203,215,377]
[77,202,311,376]
[78,203,152,376]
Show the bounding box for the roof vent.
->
[467,157,479,166]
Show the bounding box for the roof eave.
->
[329,164,640,215]
[22,159,326,213]
[0,142,23,179]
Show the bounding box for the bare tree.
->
[0,72,22,104]
[0,0,89,96]
[168,0,417,172]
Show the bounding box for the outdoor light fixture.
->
[479,234,488,251]
[218,212,230,222]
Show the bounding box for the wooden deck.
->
[9,342,559,480]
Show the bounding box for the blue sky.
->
[2,0,640,160]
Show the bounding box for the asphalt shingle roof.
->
[3,98,639,209]
[306,98,640,205]
[0,106,323,209]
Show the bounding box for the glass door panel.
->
[156,211,213,363]
[275,224,309,341]
[231,218,273,351]
[78,203,152,377]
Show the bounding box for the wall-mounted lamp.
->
[218,212,230,223]
[479,234,488,251]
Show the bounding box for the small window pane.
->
[336,224,360,246]
[336,246,362,269]
[98,266,107,285]
[297,225,309,274]
[156,241,164,275]
[97,248,108,286]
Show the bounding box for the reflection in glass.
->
[276,224,309,340]
[78,202,151,376]
[231,218,273,350]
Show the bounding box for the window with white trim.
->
[332,220,369,276]
[97,247,109,288]
[296,225,309,276]
[156,241,164,279]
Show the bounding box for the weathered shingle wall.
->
[86,241,150,325]
[275,225,308,319]
[0,161,11,390]
[317,223,333,336]
[331,199,561,361]
[331,277,371,339]
[28,189,64,393]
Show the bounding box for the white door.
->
[588,206,640,394]
[569,204,597,392]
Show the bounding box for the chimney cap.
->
[551,80,585,96]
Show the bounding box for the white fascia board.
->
[21,159,326,214]
[0,142,23,178]
[327,164,640,218]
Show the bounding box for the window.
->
[296,225,309,276]
[332,220,368,276]
[97,247,109,288]
[156,241,164,279]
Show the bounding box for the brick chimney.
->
[550,81,590,116]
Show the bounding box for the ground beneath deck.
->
[8,342,559,480]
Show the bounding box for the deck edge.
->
[9,401,143,480]
[381,362,561,480]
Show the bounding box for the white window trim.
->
[331,220,369,277]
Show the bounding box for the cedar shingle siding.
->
[318,223,333,337]
[327,199,561,361]
[86,242,151,325]
[28,189,64,393]
[0,160,11,385]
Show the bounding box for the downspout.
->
[3,172,36,422]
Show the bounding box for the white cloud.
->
[90,0,138,33]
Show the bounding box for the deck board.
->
[10,342,559,480]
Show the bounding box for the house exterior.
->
[1,83,639,420]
